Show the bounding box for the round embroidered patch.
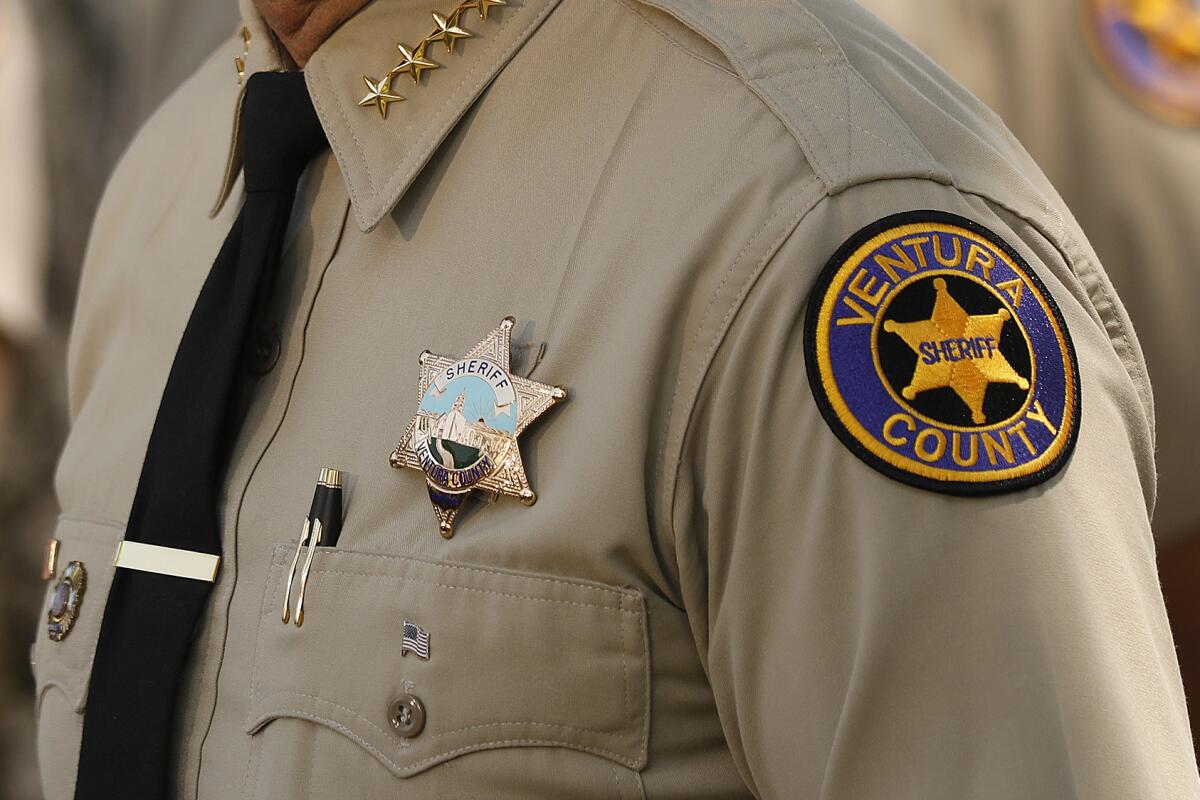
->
[804,211,1080,494]
[1082,0,1200,125]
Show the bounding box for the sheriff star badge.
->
[390,317,566,537]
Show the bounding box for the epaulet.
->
[634,0,949,193]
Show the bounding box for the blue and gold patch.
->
[804,211,1080,494]
[1082,0,1200,124]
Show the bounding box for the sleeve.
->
[668,178,1197,798]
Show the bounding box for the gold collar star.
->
[429,10,472,54]
[357,74,404,118]
[390,317,567,538]
[356,0,507,119]
[883,277,1029,424]
[474,0,508,20]
[392,42,440,83]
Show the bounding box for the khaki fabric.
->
[36,0,1197,797]
[861,0,1200,542]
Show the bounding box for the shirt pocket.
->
[32,516,124,800]
[244,544,651,799]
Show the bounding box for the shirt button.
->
[388,693,426,739]
[248,325,281,375]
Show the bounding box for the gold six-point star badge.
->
[390,317,566,537]
[882,277,1029,424]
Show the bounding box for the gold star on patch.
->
[392,42,439,83]
[429,11,472,54]
[357,74,404,118]
[390,317,567,538]
[883,277,1029,424]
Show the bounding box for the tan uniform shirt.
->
[35,0,1198,797]
[861,0,1200,541]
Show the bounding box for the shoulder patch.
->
[804,211,1080,494]
[1082,0,1200,124]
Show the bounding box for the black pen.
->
[284,467,345,626]
[313,467,343,547]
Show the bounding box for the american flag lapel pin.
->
[402,620,431,660]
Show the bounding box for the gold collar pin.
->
[357,0,507,119]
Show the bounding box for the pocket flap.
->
[246,545,650,777]
[33,517,125,713]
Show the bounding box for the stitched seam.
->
[249,704,640,771]
[385,2,529,184]
[660,180,823,547]
[765,59,932,168]
[622,1,840,190]
[956,185,1136,353]
[1062,235,1141,387]
[955,185,1148,410]
[243,555,279,734]
[308,62,374,202]
[670,0,936,179]
[680,0,759,79]
[241,586,272,799]
[844,56,852,169]
[653,182,816,508]
[781,0,930,168]
[256,689,634,742]
[409,738,639,771]
[635,594,650,764]
[260,692,393,740]
[296,567,641,613]
[769,72,917,160]
[432,720,627,740]
[300,547,641,604]
[253,709,397,767]
[610,760,623,800]
[621,596,631,730]
[367,1,556,223]
[613,0,736,78]
[240,730,262,800]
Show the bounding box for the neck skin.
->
[253,0,372,67]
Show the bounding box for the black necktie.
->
[75,71,328,800]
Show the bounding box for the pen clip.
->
[293,519,323,627]
[281,517,311,624]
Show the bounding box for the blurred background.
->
[0,2,237,796]
[0,0,1197,798]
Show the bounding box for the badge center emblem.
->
[875,272,1034,428]
[47,560,87,642]
[415,356,519,491]
[391,317,566,537]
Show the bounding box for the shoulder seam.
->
[614,0,738,79]
[656,176,825,574]
[955,186,1154,434]
[631,0,950,191]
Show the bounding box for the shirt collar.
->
[216,0,563,232]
